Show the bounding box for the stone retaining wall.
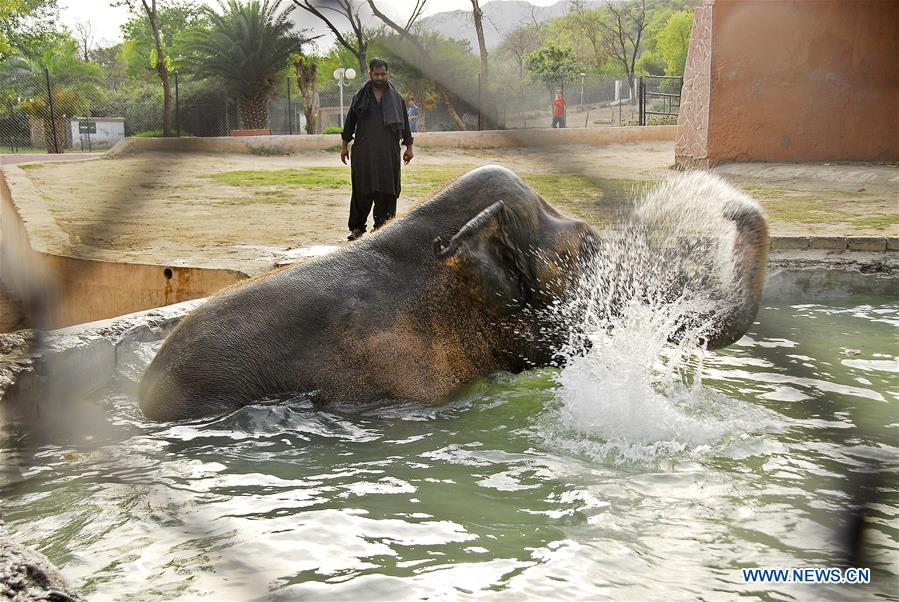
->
[108,126,678,156]
[771,236,899,252]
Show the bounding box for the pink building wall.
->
[676,1,898,167]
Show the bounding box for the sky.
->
[59,0,562,49]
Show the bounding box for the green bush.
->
[322,126,343,134]
[132,129,193,138]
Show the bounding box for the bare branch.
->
[403,0,427,32]
[292,0,368,72]
[596,0,646,87]
[72,20,94,61]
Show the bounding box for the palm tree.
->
[0,38,102,152]
[185,0,305,130]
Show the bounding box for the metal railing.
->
[638,75,683,126]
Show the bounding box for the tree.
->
[292,0,369,75]
[0,37,102,152]
[91,44,128,91]
[0,0,61,59]
[564,0,610,72]
[72,19,94,61]
[292,53,319,134]
[470,0,488,130]
[656,10,693,76]
[119,2,205,71]
[184,0,306,130]
[367,31,477,131]
[598,0,647,97]
[525,44,581,92]
[116,0,176,135]
[635,50,665,76]
[496,21,542,79]
[365,0,468,130]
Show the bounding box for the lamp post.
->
[333,67,357,127]
[579,72,586,107]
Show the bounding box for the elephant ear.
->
[433,201,531,314]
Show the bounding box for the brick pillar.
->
[675,4,714,169]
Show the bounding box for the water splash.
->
[544,173,773,463]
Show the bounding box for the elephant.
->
[139,166,768,421]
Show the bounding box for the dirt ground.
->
[9,141,899,280]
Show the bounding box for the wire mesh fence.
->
[0,69,656,154]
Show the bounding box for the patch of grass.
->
[741,184,797,201]
[248,145,293,156]
[853,214,899,230]
[138,181,166,189]
[404,166,472,194]
[742,185,837,224]
[207,167,350,188]
[132,129,194,138]
[834,189,871,198]
[250,190,296,204]
[523,173,645,204]
[321,144,343,153]
[17,163,44,170]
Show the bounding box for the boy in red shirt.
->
[552,89,567,128]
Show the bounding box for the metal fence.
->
[0,69,657,154]
[493,74,641,130]
[638,75,683,126]
[0,68,239,153]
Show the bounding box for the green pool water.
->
[1,296,896,600]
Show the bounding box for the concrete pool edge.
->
[0,299,204,410]
[0,166,249,329]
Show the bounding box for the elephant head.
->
[431,184,599,369]
[431,169,767,368]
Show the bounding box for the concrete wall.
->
[0,166,247,330]
[677,0,898,166]
[109,125,678,156]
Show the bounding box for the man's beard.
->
[372,80,386,88]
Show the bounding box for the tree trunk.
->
[438,86,466,131]
[294,58,319,135]
[161,71,172,134]
[144,0,173,137]
[239,96,269,130]
[471,0,489,130]
[42,116,67,154]
[357,40,367,77]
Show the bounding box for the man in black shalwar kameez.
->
[340,58,414,241]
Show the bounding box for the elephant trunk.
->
[703,196,769,350]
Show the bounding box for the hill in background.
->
[418,0,602,50]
